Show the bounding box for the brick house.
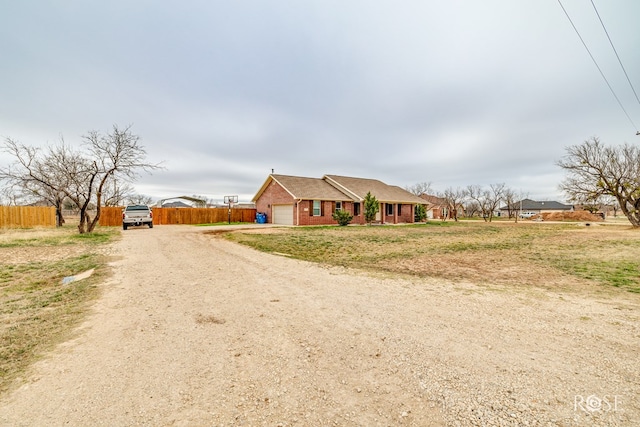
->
[419,194,448,219]
[252,174,427,226]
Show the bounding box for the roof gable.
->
[254,173,428,204]
[253,174,354,201]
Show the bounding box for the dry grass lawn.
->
[225,221,640,294]
[0,226,117,394]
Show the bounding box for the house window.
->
[313,200,322,216]
[386,204,393,216]
[354,202,361,216]
[335,201,342,211]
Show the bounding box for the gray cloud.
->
[2,0,639,204]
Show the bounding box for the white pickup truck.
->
[122,205,153,230]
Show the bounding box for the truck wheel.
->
[148,222,153,228]
[123,224,128,230]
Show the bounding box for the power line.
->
[557,0,638,132]
[590,0,640,108]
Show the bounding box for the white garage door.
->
[272,204,294,225]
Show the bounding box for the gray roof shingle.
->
[500,199,573,211]
[324,175,426,204]
[253,173,428,204]
[270,174,355,200]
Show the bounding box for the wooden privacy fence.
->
[99,207,258,226]
[0,206,57,228]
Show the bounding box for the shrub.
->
[332,209,354,226]
[363,192,379,225]
[415,204,427,222]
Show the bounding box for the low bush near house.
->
[332,210,354,226]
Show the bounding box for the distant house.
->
[419,194,448,219]
[252,174,426,226]
[499,199,573,217]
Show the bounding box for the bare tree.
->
[600,194,619,217]
[46,141,98,232]
[557,137,640,228]
[502,187,528,223]
[102,178,136,207]
[0,184,21,206]
[441,187,465,221]
[126,193,154,206]
[582,194,619,218]
[464,200,480,217]
[405,181,433,196]
[502,187,518,219]
[465,185,485,219]
[78,125,163,232]
[581,202,600,214]
[0,138,68,226]
[1,125,162,233]
[485,183,505,222]
[465,184,504,222]
[466,185,493,221]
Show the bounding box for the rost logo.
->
[574,395,621,413]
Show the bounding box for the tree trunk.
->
[617,196,640,228]
[87,209,100,232]
[56,206,65,227]
[77,210,87,234]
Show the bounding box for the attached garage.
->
[272,204,294,225]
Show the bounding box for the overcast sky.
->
[2,1,639,204]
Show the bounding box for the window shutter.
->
[321,201,325,216]
[332,201,336,213]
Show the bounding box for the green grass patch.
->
[552,258,640,293]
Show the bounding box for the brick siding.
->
[255,180,295,224]
[380,203,414,224]
[299,200,366,226]
[255,180,415,226]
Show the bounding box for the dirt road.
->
[0,225,638,426]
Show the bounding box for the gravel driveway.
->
[0,225,638,426]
